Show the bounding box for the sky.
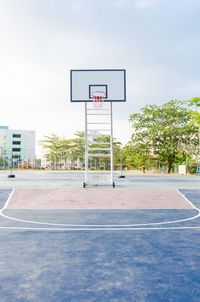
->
[0,0,200,156]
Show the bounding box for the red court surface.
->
[7,188,193,209]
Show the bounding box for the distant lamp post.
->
[8,152,15,178]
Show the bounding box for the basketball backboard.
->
[70,69,126,102]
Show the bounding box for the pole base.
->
[8,175,15,178]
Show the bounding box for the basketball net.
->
[93,95,104,109]
[91,91,106,109]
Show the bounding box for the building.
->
[0,126,35,168]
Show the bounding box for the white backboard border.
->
[70,69,126,102]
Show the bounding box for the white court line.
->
[0,189,15,213]
[0,226,200,231]
[1,209,200,228]
[0,189,200,228]
[176,189,200,211]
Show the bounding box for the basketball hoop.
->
[91,91,106,109]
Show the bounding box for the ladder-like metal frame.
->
[83,102,115,188]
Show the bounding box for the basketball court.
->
[0,172,200,301]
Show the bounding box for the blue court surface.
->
[0,172,200,302]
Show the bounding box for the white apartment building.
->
[0,126,35,168]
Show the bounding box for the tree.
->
[0,157,4,168]
[40,134,60,169]
[123,144,150,168]
[129,100,199,173]
[188,97,200,107]
[187,97,200,124]
[40,132,84,170]
[40,131,122,171]
[35,158,42,168]
[89,135,121,170]
[187,97,200,168]
[59,138,74,169]
[40,134,72,169]
[71,131,85,169]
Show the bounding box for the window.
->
[12,148,21,152]
[12,141,21,145]
[12,155,20,159]
[12,134,21,138]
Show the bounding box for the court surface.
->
[0,171,200,301]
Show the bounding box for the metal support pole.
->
[85,102,88,184]
[198,127,200,171]
[121,150,123,176]
[110,102,113,184]
[186,136,188,174]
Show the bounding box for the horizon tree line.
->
[38,98,200,173]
